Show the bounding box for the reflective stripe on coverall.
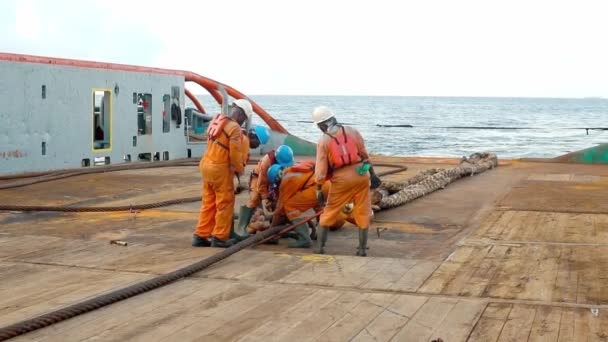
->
[241,133,250,167]
[246,153,274,208]
[194,119,243,240]
[275,166,330,221]
[315,125,371,229]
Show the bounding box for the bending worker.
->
[266,161,330,248]
[241,125,270,167]
[192,99,252,248]
[312,106,382,256]
[234,125,270,194]
[235,145,294,236]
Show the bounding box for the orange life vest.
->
[207,115,230,150]
[326,125,361,169]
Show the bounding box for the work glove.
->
[369,166,382,189]
[262,199,272,212]
[356,162,371,175]
[234,174,244,194]
[262,199,274,217]
[316,186,325,208]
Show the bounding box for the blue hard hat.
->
[267,164,284,185]
[275,145,294,167]
[253,125,270,145]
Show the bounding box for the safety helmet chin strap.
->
[319,117,338,132]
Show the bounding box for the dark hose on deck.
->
[0,212,321,341]
[0,163,407,340]
[0,164,407,213]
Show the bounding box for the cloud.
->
[0,0,606,97]
[13,1,42,41]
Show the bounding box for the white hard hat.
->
[312,106,335,124]
[232,99,254,119]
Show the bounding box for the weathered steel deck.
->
[1,156,608,341]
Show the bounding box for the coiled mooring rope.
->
[0,162,411,339]
[373,153,498,210]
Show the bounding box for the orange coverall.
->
[246,153,274,208]
[274,162,330,222]
[315,125,371,229]
[194,119,244,241]
[241,133,250,167]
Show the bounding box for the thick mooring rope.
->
[373,152,498,210]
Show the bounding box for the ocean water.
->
[192,96,608,159]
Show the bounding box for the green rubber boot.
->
[229,221,247,242]
[356,228,368,257]
[235,205,254,236]
[315,226,329,254]
[288,223,312,248]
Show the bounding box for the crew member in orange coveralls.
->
[239,125,269,169]
[228,125,273,241]
[192,99,252,248]
[234,126,264,194]
[233,129,251,195]
[267,161,330,248]
[234,145,294,236]
[312,106,382,256]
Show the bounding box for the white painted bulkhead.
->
[0,60,205,174]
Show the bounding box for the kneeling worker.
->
[266,161,330,248]
[235,145,295,236]
[312,106,381,256]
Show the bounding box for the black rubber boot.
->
[211,236,236,248]
[315,226,329,254]
[235,205,254,236]
[356,228,368,257]
[288,223,312,248]
[192,234,211,247]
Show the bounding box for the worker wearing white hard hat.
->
[311,105,335,124]
[192,98,253,248]
[232,99,254,121]
[312,106,382,257]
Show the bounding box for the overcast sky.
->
[1,0,606,97]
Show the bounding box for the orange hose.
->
[184,89,205,113]
[184,72,288,133]
[0,52,289,134]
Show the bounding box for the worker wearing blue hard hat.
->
[235,144,295,237]
[239,125,270,170]
[266,160,330,248]
[253,125,270,145]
